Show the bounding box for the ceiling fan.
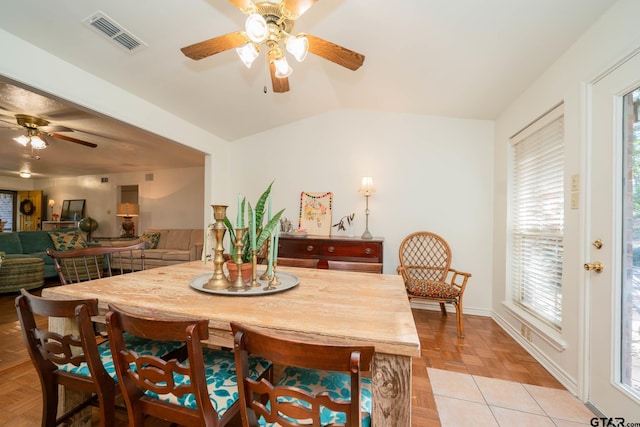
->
[180,0,365,93]
[1,114,98,154]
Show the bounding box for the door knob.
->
[584,261,603,273]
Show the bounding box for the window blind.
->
[511,105,564,329]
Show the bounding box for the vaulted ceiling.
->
[0,0,617,179]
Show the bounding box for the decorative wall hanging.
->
[298,192,332,236]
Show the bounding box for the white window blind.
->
[510,105,564,329]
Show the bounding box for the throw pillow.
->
[48,230,88,251]
[140,232,161,249]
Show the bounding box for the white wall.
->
[492,0,640,395]
[0,28,231,229]
[34,166,204,236]
[232,109,495,313]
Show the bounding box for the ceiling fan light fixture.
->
[30,135,47,150]
[236,43,260,68]
[273,56,293,78]
[245,14,268,43]
[14,135,29,146]
[285,34,308,62]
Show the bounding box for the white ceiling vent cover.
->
[83,11,147,52]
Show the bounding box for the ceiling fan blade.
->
[283,0,318,18]
[306,34,365,71]
[227,0,255,13]
[40,125,73,133]
[269,62,290,93]
[48,133,98,148]
[181,31,249,61]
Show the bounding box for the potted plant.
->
[223,182,284,279]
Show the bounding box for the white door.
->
[588,52,640,419]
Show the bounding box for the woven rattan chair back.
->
[398,231,452,282]
[397,231,471,338]
[47,241,147,285]
[15,289,118,427]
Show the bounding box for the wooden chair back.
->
[15,289,117,426]
[105,304,235,427]
[327,260,383,273]
[276,257,320,268]
[47,241,147,285]
[231,321,374,427]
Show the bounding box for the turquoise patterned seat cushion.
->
[146,348,272,419]
[57,333,184,380]
[258,366,372,427]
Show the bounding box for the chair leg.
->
[42,380,59,427]
[439,302,447,316]
[454,299,464,338]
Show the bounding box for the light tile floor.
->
[428,368,596,426]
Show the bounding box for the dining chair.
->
[397,231,472,337]
[106,304,272,427]
[276,257,320,268]
[327,260,383,273]
[231,321,375,427]
[15,289,185,427]
[47,241,147,285]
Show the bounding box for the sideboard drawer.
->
[278,236,384,272]
[320,241,382,261]
[278,239,320,257]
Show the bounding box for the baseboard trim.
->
[409,300,492,317]
[492,310,579,395]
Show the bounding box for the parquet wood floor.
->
[0,284,564,426]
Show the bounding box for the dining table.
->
[42,260,421,426]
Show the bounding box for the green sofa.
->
[0,228,81,279]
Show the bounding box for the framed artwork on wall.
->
[60,199,85,221]
[298,191,332,236]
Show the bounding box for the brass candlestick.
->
[205,205,232,290]
[250,249,260,287]
[264,261,281,290]
[229,227,250,292]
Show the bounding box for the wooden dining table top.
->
[42,260,421,357]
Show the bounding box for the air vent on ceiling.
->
[83,11,147,52]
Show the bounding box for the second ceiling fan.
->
[180,0,365,93]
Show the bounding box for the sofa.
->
[101,228,204,270]
[0,227,82,279]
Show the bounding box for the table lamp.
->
[359,176,375,239]
[117,203,139,237]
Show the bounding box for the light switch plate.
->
[571,174,579,192]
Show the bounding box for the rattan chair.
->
[47,241,147,285]
[231,321,374,427]
[106,304,271,427]
[397,231,471,337]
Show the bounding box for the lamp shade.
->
[117,203,139,217]
[359,176,375,196]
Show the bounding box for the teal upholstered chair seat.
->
[259,366,372,427]
[57,333,184,379]
[145,348,271,418]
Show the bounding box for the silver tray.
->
[189,270,300,296]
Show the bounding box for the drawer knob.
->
[364,248,372,255]
[327,246,335,253]
[306,245,314,252]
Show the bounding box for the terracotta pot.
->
[224,260,252,282]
